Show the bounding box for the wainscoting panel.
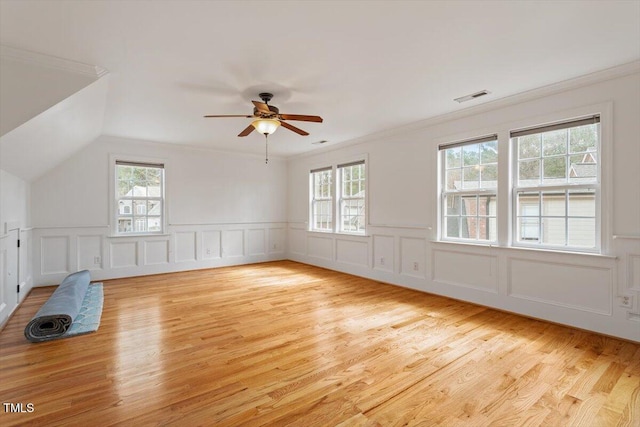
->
[373,235,394,273]
[202,230,221,260]
[630,254,640,291]
[175,231,197,263]
[336,238,369,268]
[508,257,612,315]
[110,241,138,269]
[145,239,170,266]
[222,230,244,258]
[400,237,426,279]
[268,228,285,254]
[308,235,333,261]
[289,228,306,256]
[248,229,266,256]
[34,223,286,286]
[77,235,103,271]
[432,249,498,293]
[41,236,70,275]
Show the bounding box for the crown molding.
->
[289,60,640,161]
[0,45,108,78]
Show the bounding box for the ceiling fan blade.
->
[204,114,253,118]
[252,100,271,113]
[238,124,255,137]
[279,114,323,123]
[280,121,309,136]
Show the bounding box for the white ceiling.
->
[1,0,639,158]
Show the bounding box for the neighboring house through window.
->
[114,160,165,235]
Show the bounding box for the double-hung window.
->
[115,160,165,235]
[512,116,600,251]
[309,159,366,234]
[310,167,333,231]
[338,161,366,233]
[439,135,498,242]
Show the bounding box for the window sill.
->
[108,233,170,238]
[308,230,370,238]
[432,239,615,259]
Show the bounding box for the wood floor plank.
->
[0,261,638,426]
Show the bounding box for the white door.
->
[0,229,19,324]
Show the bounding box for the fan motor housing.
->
[254,105,279,117]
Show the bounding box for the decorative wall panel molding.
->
[507,257,612,315]
[432,249,498,293]
[336,238,369,268]
[40,235,69,275]
[144,239,170,266]
[175,231,197,263]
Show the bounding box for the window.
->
[310,167,333,231]
[338,161,366,233]
[512,116,600,250]
[309,159,367,234]
[439,135,498,242]
[115,161,164,234]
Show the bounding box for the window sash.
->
[511,119,600,251]
[115,162,164,235]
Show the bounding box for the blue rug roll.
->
[24,270,91,342]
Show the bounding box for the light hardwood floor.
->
[1,261,638,426]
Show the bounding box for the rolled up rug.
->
[24,270,91,342]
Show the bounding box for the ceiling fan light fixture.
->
[252,119,280,135]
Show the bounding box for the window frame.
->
[110,155,167,236]
[309,167,334,232]
[510,115,601,252]
[337,160,366,235]
[439,135,499,244]
[308,156,367,235]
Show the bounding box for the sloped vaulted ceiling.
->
[0,47,109,181]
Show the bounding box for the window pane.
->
[446,147,462,168]
[517,192,540,214]
[446,195,461,215]
[568,218,596,248]
[462,166,479,189]
[481,164,497,188]
[446,169,461,190]
[518,217,540,242]
[542,191,566,216]
[518,159,540,184]
[463,144,479,166]
[478,195,496,216]
[543,129,567,156]
[480,141,498,164]
[445,216,460,238]
[542,218,565,245]
[542,157,566,182]
[569,154,597,183]
[487,218,497,241]
[462,216,477,239]
[117,180,132,198]
[518,134,541,159]
[462,195,477,216]
[570,124,597,153]
[568,189,596,217]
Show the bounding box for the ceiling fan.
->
[204,92,323,137]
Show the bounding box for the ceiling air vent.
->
[454,90,490,103]
[312,140,328,145]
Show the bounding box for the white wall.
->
[30,135,288,285]
[287,69,640,341]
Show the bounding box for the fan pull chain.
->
[264,134,269,164]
